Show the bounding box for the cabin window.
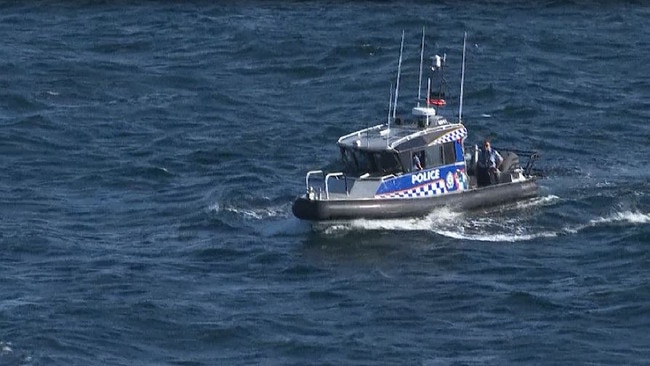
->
[425,142,457,167]
[425,145,443,167]
[340,148,401,176]
[442,142,456,164]
[340,147,356,173]
[412,150,425,171]
[353,150,373,173]
[373,152,402,175]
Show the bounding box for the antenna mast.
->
[387,83,393,125]
[458,32,467,123]
[417,27,425,106]
[392,30,405,119]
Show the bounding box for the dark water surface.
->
[1,2,649,365]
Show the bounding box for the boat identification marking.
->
[445,171,455,190]
[411,169,440,185]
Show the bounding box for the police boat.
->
[292,31,540,221]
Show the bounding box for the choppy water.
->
[1,2,649,365]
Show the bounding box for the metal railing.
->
[324,172,346,199]
[305,170,348,200]
[304,170,397,201]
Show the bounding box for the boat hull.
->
[292,179,538,221]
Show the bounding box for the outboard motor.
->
[499,151,520,173]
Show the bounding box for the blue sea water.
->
[1,1,649,365]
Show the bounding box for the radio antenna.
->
[458,32,467,123]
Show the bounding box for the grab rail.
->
[304,170,351,200]
[305,170,324,191]
[305,170,324,199]
[325,172,346,199]
[304,170,397,201]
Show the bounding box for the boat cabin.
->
[336,106,467,179]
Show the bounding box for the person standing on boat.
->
[477,139,503,187]
[413,152,423,171]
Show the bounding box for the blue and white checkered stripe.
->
[376,179,447,199]
[432,127,467,145]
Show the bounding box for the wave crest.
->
[590,211,650,225]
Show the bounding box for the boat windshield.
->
[340,147,402,176]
